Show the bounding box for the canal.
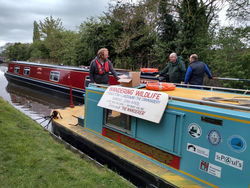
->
[0,63,83,130]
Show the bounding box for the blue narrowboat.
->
[51,82,250,187]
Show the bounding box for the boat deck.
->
[52,106,202,187]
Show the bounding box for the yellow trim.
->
[179,170,218,188]
[87,90,103,95]
[168,106,250,124]
[85,127,102,136]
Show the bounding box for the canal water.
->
[0,63,83,130]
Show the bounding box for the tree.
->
[5,43,31,61]
[108,1,157,69]
[57,30,79,65]
[33,21,40,42]
[39,16,64,62]
[226,0,250,24]
[210,26,250,89]
[153,0,179,68]
[177,0,219,61]
[75,18,110,66]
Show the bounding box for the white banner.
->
[97,86,169,123]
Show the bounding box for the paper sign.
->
[97,86,169,123]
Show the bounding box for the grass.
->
[0,97,134,188]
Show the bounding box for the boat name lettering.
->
[135,90,161,100]
[122,107,146,115]
[109,87,134,95]
[108,87,161,100]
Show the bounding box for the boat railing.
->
[174,83,249,94]
[168,83,250,111]
[169,96,250,111]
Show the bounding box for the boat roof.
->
[11,61,132,75]
[11,61,90,72]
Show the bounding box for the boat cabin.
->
[82,84,250,187]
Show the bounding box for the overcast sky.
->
[0,0,113,47]
[0,0,228,48]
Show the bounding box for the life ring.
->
[140,68,158,73]
[146,82,176,91]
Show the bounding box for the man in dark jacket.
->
[156,53,186,83]
[89,48,119,84]
[184,54,213,85]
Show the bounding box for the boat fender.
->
[146,82,176,91]
[140,68,158,73]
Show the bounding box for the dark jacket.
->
[89,57,119,84]
[184,61,212,85]
[159,57,186,83]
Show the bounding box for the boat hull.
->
[5,72,85,100]
[52,120,176,187]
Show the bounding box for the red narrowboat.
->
[5,61,159,100]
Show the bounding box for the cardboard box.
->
[118,71,141,88]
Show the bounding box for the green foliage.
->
[109,1,157,69]
[5,43,31,61]
[30,41,49,61]
[210,26,250,89]
[57,30,79,65]
[33,21,40,42]
[177,0,217,61]
[75,18,111,66]
[153,0,179,68]
[39,16,64,62]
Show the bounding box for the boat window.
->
[14,66,20,74]
[50,71,60,82]
[105,110,131,133]
[23,67,30,75]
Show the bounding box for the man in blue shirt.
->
[184,54,213,85]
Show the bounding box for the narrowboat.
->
[4,61,159,100]
[51,83,250,187]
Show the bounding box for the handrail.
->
[174,83,249,94]
[169,96,250,111]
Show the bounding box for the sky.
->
[0,0,112,47]
[0,0,228,48]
